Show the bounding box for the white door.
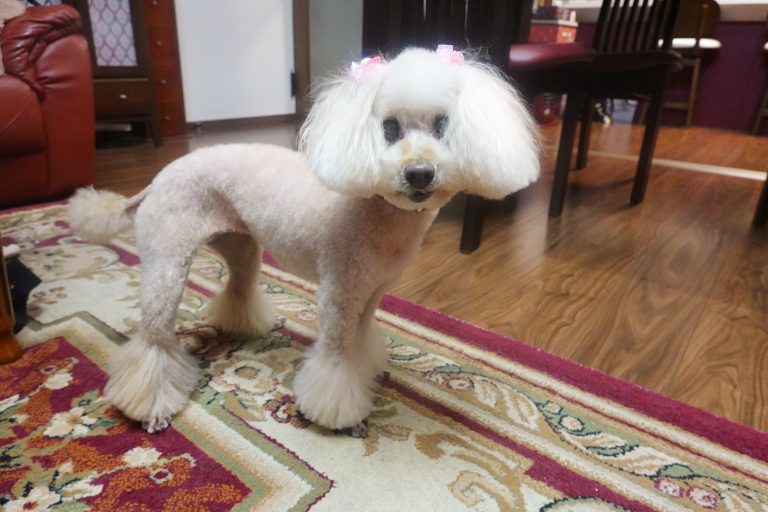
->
[175,0,295,122]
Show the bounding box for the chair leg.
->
[631,80,666,206]
[460,194,487,253]
[754,176,768,225]
[148,115,163,147]
[685,57,701,128]
[751,82,768,135]
[549,92,582,217]
[575,97,594,170]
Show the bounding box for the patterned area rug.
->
[1,202,767,512]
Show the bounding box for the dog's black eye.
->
[383,118,401,144]
[434,115,448,138]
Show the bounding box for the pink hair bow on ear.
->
[436,44,464,64]
[350,55,383,80]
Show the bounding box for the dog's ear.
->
[298,61,387,196]
[446,63,540,199]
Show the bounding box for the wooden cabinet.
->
[67,0,160,145]
[93,78,153,118]
[143,0,187,136]
[66,0,187,142]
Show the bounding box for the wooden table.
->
[0,245,23,364]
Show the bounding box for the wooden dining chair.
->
[664,0,721,127]
[570,0,684,213]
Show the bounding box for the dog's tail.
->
[68,186,151,244]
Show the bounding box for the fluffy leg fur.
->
[105,336,198,433]
[106,212,204,433]
[294,286,388,432]
[204,232,276,335]
[293,333,386,431]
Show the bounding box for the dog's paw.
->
[142,416,171,434]
[294,348,379,430]
[350,419,369,438]
[334,419,369,438]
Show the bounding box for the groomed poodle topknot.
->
[67,46,539,436]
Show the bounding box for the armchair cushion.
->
[1,4,82,98]
[0,74,45,155]
[0,5,94,208]
[0,0,26,74]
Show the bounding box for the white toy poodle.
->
[68,46,539,436]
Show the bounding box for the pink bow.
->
[350,55,383,80]
[436,44,464,64]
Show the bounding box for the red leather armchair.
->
[0,5,94,208]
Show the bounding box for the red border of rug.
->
[379,294,768,462]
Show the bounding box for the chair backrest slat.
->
[613,0,634,52]
[628,0,651,50]
[594,0,681,53]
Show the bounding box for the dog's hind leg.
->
[203,232,277,336]
[105,224,205,433]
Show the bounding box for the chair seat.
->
[592,50,684,74]
[507,42,594,71]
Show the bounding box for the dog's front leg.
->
[293,280,388,435]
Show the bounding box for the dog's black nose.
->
[404,163,435,190]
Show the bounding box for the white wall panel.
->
[176,0,295,122]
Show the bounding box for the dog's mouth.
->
[383,189,453,211]
[406,190,433,203]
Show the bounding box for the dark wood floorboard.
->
[93,120,768,432]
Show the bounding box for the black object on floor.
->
[7,258,41,334]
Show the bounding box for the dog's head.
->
[299,46,539,211]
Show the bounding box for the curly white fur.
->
[67,187,132,244]
[69,47,539,435]
[104,336,199,433]
[299,48,539,205]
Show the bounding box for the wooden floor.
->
[94,120,768,432]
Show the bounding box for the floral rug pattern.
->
[1,203,767,511]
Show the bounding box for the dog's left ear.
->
[446,63,540,199]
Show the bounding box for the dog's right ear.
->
[298,57,388,197]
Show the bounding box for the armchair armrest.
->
[0,5,83,99]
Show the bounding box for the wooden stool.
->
[0,245,23,364]
[664,0,721,127]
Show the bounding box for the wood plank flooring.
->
[93,120,768,432]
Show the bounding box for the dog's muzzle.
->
[403,162,435,203]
